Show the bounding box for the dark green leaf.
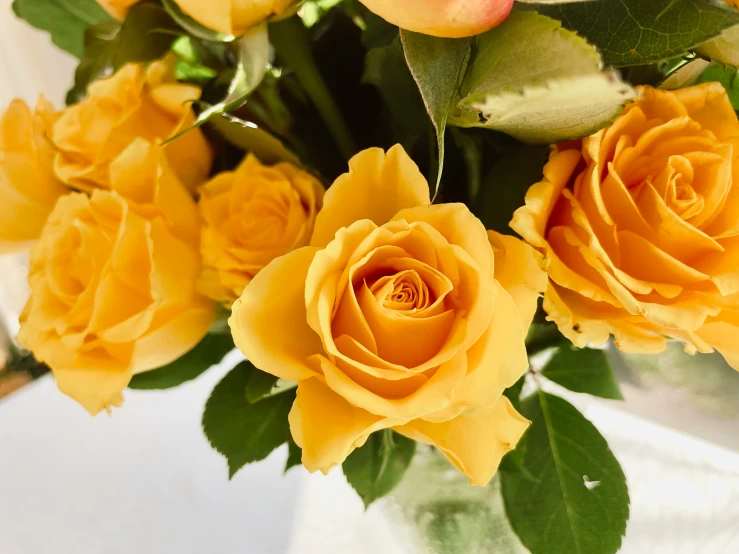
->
[203,362,295,478]
[66,2,179,105]
[285,439,303,472]
[363,39,431,151]
[206,111,302,165]
[245,363,279,404]
[270,16,358,161]
[343,430,416,508]
[527,0,739,67]
[128,333,234,390]
[541,345,624,400]
[400,30,471,199]
[451,12,635,143]
[471,143,549,234]
[697,63,739,109]
[12,0,111,58]
[502,392,630,554]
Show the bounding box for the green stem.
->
[270,17,357,161]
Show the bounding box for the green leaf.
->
[245,364,279,404]
[541,345,624,400]
[206,111,302,165]
[343,430,416,508]
[166,23,270,142]
[400,30,471,200]
[128,333,235,390]
[285,439,303,472]
[203,361,295,478]
[697,62,739,109]
[698,24,739,66]
[450,11,636,143]
[471,143,549,234]
[12,0,112,58]
[527,0,739,67]
[503,375,527,416]
[363,39,431,151]
[66,1,179,105]
[502,392,630,554]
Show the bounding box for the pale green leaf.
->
[343,430,416,508]
[697,24,739,66]
[660,58,711,89]
[12,0,112,58]
[502,392,630,554]
[451,12,635,143]
[528,0,739,67]
[128,333,235,390]
[541,345,624,400]
[400,30,470,200]
[203,362,295,478]
[164,23,270,143]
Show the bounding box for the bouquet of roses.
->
[5,0,739,551]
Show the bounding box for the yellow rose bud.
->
[97,0,296,35]
[511,83,739,369]
[198,154,325,306]
[0,97,67,254]
[230,145,546,486]
[95,0,139,19]
[50,57,212,194]
[18,139,215,415]
[175,0,297,35]
[359,0,514,38]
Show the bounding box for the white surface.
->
[4,3,739,554]
[0,355,302,554]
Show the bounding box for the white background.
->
[2,2,739,552]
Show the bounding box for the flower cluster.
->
[4,0,739,537]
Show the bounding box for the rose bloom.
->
[18,139,215,415]
[230,145,546,485]
[98,0,296,36]
[198,154,324,306]
[0,97,66,253]
[512,83,739,368]
[50,57,212,194]
[360,0,513,38]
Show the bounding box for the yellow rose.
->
[18,139,215,415]
[230,145,546,485]
[0,97,67,254]
[511,83,739,369]
[359,0,514,38]
[50,58,212,194]
[198,154,324,305]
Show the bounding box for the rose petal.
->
[395,396,529,486]
[230,246,322,381]
[289,377,401,473]
[311,145,430,248]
